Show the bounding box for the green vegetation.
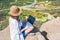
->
[0,0,60,30]
[0,0,57,10]
[20,9,48,21]
[0,10,9,31]
[0,0,34,10]
[0,9,48,30]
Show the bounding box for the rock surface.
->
[0,26,46,40]
[40,17,60,40]
[25,32,46,40]
[48,33,60,40]
[0,26,10,40]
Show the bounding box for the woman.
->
[9,6,34,40]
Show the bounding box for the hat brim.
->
[9,12,20,16]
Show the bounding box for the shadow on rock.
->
[41,31,49,40]
[30,26,40,33]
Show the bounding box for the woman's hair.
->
[10,15,19,20]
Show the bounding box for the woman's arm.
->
[20,26,34,33]
[20,22,34,35]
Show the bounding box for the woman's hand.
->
[20,28,27,34]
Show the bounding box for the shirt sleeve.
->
[9,17,18,33]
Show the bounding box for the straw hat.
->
[9,6,22,16]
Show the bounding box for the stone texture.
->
[25,33,37,40]
[49,33,60,40]
[36,32,46,40]
[40,17,60,40]
[25,32,46,40]
[0,26,10,40]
